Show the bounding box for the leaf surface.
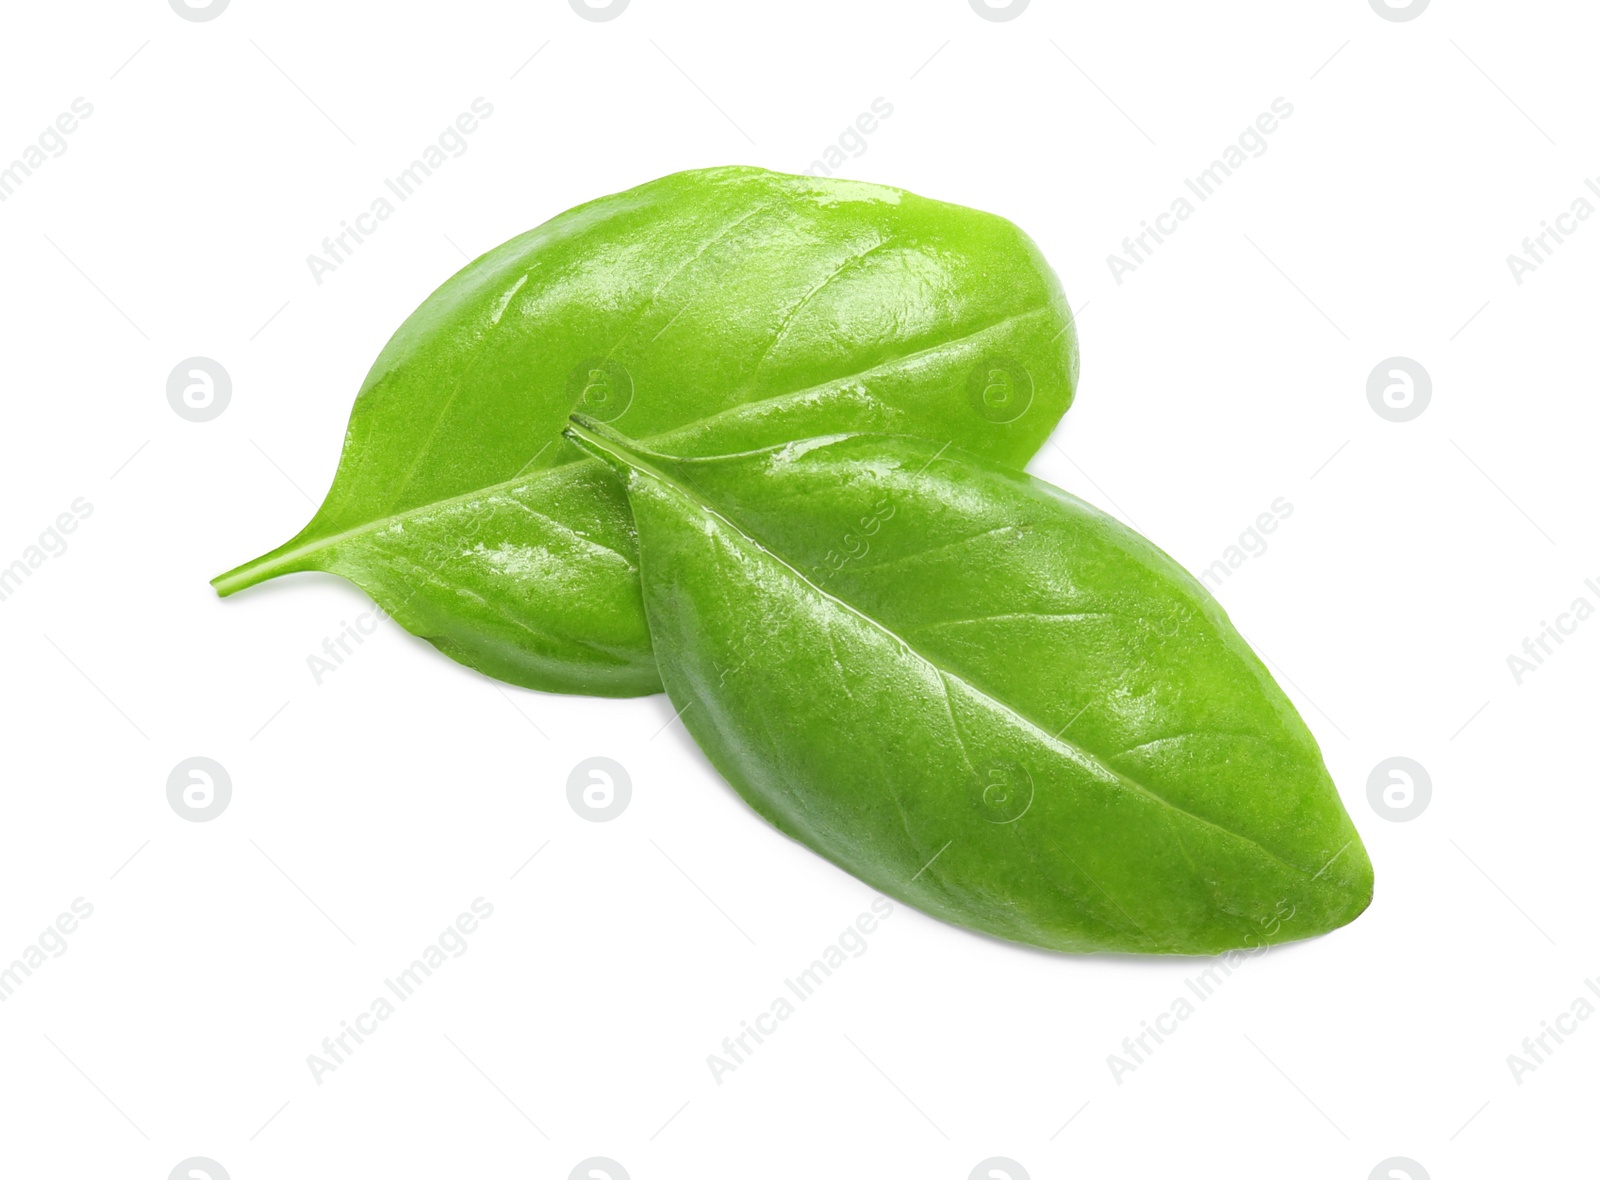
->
[566,420,1373,955]
[213,167,1077,696]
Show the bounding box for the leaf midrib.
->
[257,303,1060,577]
[633,442,1323,883]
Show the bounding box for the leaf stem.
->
[210,538,322,596]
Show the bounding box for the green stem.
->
[210,537,324,596]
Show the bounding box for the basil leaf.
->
[212,167,1078,697]
[564,419,1372,955]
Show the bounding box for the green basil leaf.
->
[212,166,1078,697]
[565,418,1373,955]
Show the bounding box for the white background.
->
[0,1,1594,1177]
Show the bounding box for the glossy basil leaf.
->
[212,166,1078,697]
[565,418,1373,955]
